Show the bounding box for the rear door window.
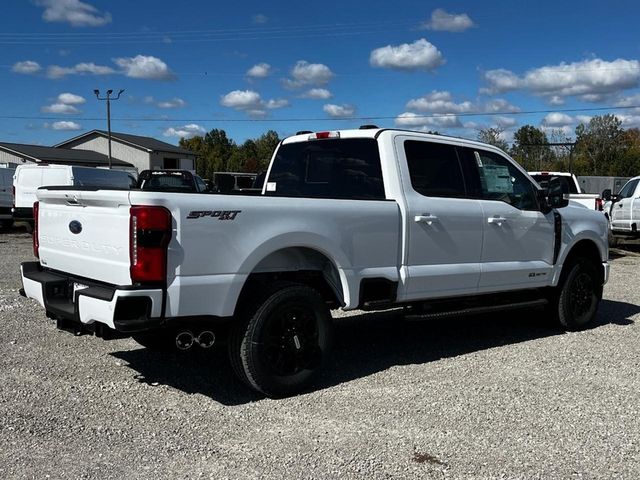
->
[266,138,385,200]
[530,175,579,194]
[404,140,466,198]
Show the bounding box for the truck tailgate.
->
[36,189,133,286]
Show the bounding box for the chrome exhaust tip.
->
[175,330,195,350]
[196,330,215,349]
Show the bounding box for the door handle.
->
[414,214,438,225]
[488,216,507,226]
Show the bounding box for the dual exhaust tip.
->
[175,330,215,350]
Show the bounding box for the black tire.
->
[229,283,333,398]
[0,219,13,230]
[608,230,619,248]
[549,257,602,331]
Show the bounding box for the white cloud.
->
[283,61,334,89]
[47,62,115,79]
[246,63,272,79]
[36,0,111,27]
[41,103,80,114]
[549,95,565,106]
[163,124,206,139]
[494,116,518,128]
[323,104,356,118]
[403,91,520,117]
[616,114,640,129]
[220,89,288,116]
[46,121,82,130]
[221,90,263,110]
[301,88,332,99]
[422,9,474,32]
[265,99,289,109]
[370,39,444,71]
[406,91,474,113]
[483,98,521,113]
[482,58,640,100]
[114,55,175,80]
[57,93,86,105]
[12,60,42,74]
[157,98,186,109]
[252,14,268,24]
[615,94,640,107]
[395,112,462,129]
[542,112,574,127]
[41,92,86,114]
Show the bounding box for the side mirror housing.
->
[601,189,612,201]
[544,176,570,211]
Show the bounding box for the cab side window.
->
[404,140,466,198]
[618,179,639,199]
[463,148,539,211]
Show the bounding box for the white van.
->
[13,164,136,222]
[0,166,15,229]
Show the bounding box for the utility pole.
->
[94,89,124,169]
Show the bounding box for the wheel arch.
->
[234,243,349,316]
[558,239,605,285]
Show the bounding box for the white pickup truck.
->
[529,171,603,211]
[21,128,609,397]
[603,175,640,241]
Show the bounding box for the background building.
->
[55,130,196,172]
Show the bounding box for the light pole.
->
[94,89,124,169]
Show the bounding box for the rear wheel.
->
[229,283,333,398]
[549,257,602,330]
[0,219,13,230]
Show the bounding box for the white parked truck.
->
[529,171,603,211]
[21,128,609,397]
[602,175,640,241]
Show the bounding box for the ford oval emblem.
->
[69,220,82,235]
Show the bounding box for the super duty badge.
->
[187,210,241,220]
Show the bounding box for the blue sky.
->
[2,0,640,147]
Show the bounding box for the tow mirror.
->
[546,176,569,210]
[601,189,612,202]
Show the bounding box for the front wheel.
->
[229,283,333,398]
[550,258,602,330]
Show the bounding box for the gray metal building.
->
[0,142,133,168]
[55,130,196,173]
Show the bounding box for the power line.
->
[1,104,638,124]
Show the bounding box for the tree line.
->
[477,114,640,177]
[179,115,640,181]
[179,129,281,180]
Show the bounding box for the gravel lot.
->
[1,228,639,480]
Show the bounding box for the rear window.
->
[138,172,194,192]
[531,174,579,194]
[266,138,385,200]
[72,168,132,189]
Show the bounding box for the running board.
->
[404,298,548,321]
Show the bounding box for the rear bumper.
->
[21,261,164,332]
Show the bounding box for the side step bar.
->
[405,299,548,321]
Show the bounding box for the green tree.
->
[574,114,625,175]
[510,125,551,170]
[477,127,508,152]
[253,130,281,172]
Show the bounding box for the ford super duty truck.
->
[20,128,609,397]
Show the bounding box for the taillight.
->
[33,201,39,258]
[129,206,172,283]
[596,198,603,211]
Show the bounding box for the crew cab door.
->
[459,147,555,291]
[395,137,483,300]
[610,178,640,232]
